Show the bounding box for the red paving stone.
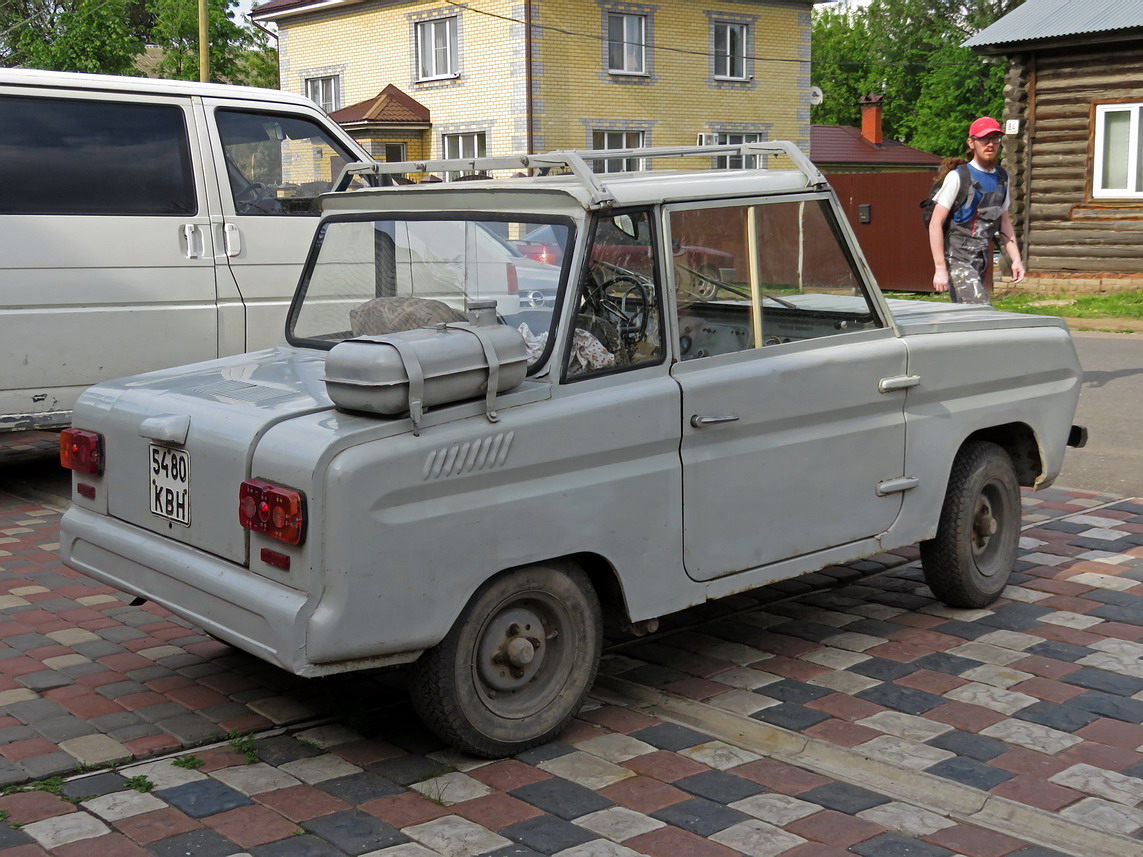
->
[625,825,742,857]
[451,793,544,829]
[806,693,885,722]
[359,791,450,828]
[732,760,834,795]
[0,845,51,857]
[786,809,884,848]
[203,804,301,848]
[924,823,1028,856]
[895,670,969,695]
[255,785,351,822]
[1076,718,1143,750]
[665,677,733,700]
[802,719,883,747]
[328,738,405,767]
[53,832,151,857]
[467,760,552,792]
[579,705,660,734]
[1,738,64,763]
[1061,740,1143,772]
[989,776,1084,812]
[925,701,1008,732]
[1009,677,1086,704]
[113,807,201,845]
[756,655,831,681]
[622,750,709,783]
[991,748,1072,778]
[0,791,75,824]
[1012,655,1083,681]
[598,776,690,814]
[782,844,853,857]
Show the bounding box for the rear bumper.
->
[60,506,309,674]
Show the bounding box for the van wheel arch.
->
[963,422,1041,487]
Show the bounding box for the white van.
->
[0,69,371,433]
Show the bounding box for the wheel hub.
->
[478,606,546,692]
[972,494,999,553]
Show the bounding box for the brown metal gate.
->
[829,172,949,293]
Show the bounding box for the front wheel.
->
[409,563,602,758]
[921,441,1021,608]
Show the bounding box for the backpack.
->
[921,164,1007,231]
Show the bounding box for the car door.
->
[200,98,368,354]
[668,196,910,582]
[0,87,218,428]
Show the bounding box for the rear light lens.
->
[239,479,306,546]
[506,262,519,295]
[60,429,103,475]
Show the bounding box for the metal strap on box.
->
[438,323,503,425]
[386,338,427,436]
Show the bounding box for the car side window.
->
[671,199,881,361]
[564,210,664,378]
[215,109,356,216]
[0,94,195,216]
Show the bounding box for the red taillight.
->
[239,479,305,546]
[60,429,103,475]
[506,262,519,295]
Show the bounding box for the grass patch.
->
[172,755,205,771]
[124,775,155,793]
[885,289,1143,319]
[227,730,258,765]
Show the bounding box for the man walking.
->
[929,116,1025,304]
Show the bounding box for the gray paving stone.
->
[254,734,325,765]
[125,666,176,683]
[59,662,111,679]
[34,715,99,743]
[369,754,449,786]
[19,750,79,779]
[931,620,996,641]
[136,702,192,723]
[978,602,1052,631]
[1063,666,1143,697]
[198,701,252,722]
[0,758,27,787]
[62,771,128,799]
[912,652,983,675]
[88,711,145,732]
[0,824,34,848]
[756,679,833,704]
[855,684,945,715]
[481,844,545,857]
[147,828,243,857]
[850,832,955,857]
[1025,641,1094,662]
[250,834,349,856]
[651,796,751,836]
[800,783,891,814]
[1014,701,1099,732]
[926,729,1008,762]
[6,698,67,723]
[318,771,404,803]
[96,625,149,643]
[73,640,126,659]
[109,723,163,743]
[510,777,613,820]
[157,778,254,817]
[674,770,766,804]
[6,633,58,651]
[1069,690,1143,723]
[157,713,225,744]
[925,756,1014,790]
[0,724,37,744]
[629,723,711,752]
[302,808,408,854]
[750,703,831,731]
[16,670,74,692]
[849,658,917,682]
[95,680,148,699]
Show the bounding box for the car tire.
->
[409,562,602,758]
[921,440,1020,609]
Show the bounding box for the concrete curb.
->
[594,673,1143,857]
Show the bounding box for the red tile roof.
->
[330,85,431,127]
[811,125,941,167]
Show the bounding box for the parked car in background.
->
[60,144,1086,761]
[0,69,369,433]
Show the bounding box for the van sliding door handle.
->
[690,414,740,428]
[223,223,242,257]
[181,224,201,259]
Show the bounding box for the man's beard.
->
[976,149,999,168]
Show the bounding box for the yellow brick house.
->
[251,0,813,169]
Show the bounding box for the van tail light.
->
[60,429,104,475]
[239,479,306,546]
[506,263,519,295]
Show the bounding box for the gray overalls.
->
[945,167,1006,305]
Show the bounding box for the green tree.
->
[811,0,1024,157]
[147,0,259,82]
[1,0,144,72]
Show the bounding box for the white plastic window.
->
[592,130,644,173]
[607,13,645,74]
[714,132,762,170]
[417,17,458,80]
[713,22,746,79]
[304,76,339,113]
[1093,103,1143,199]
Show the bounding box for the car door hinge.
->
[879,374,921,393]
[877,476,919,496]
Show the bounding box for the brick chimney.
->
[860,94,884,145]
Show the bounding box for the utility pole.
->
[199,0,209,82]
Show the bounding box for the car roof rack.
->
[332,142,827,208]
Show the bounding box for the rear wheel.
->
[410,563,602,758]
[921,441,1020,608]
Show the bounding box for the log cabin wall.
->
[999,40,1143,294]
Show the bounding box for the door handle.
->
[224,223,242,257]
[879,374,920,393]
[182,224,201,259]
[690,414,740,428]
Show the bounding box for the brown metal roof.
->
[811,125,941,167]
[329,85,431,127]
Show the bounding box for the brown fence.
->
[828,172,952,293]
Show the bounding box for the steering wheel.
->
[590,275,652,344]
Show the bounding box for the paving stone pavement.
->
[2,437,1143,855]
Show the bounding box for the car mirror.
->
[613,214,639,240]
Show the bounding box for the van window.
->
[216,109,356,216]
[0,95,195,216]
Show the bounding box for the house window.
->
[443,132,486,179]
[1093,103,1143,198]
[417,17,458,80]
[305,76,339,113]
[593,130,644,173]
[714,132,763,169]
[713,22,746,79]
[383,143,406,163]
[607,13,645,74]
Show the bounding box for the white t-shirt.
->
[933,160,1011,213]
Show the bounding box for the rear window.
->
[0,95,195,215]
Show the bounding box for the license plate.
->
[149,444,190,525]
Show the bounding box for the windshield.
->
[288,216,573,367]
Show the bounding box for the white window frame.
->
[714,132,763,169]
[443,131,486,179]
[1093,102,1143,199]
[593,130,645,173]
[304,75,340,113]
[607,13,646,75]
[416,16,458,81]
[713,22,747,80]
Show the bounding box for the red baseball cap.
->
[969,117,1003,138]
